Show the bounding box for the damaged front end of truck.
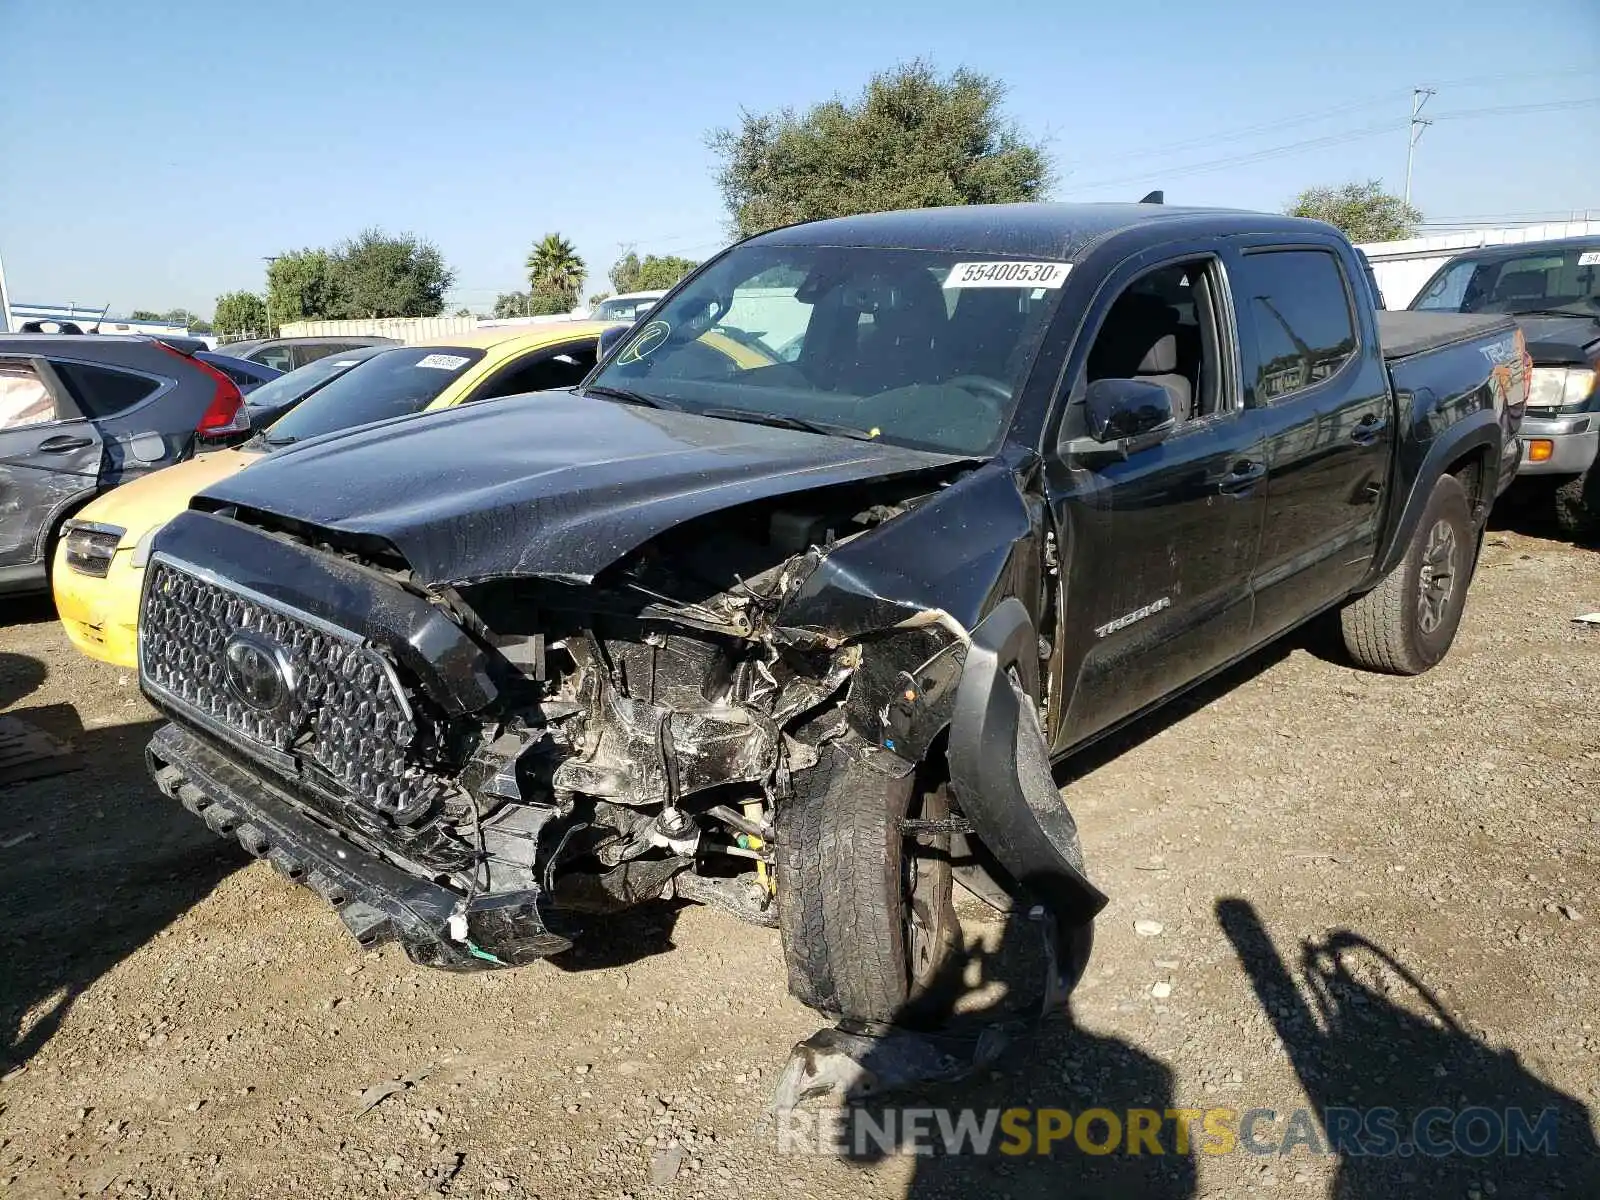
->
[140,405,1103,1053]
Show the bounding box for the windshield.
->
[244,348,381,415]
[262,346,485,444]
[586,244,1067,454]
[1410,247,1600,317]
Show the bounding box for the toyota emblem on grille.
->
[223,631,295,715]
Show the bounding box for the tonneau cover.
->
[1378,310,1515,361]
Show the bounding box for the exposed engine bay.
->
[141,471,983,968]
[400,480,947,937]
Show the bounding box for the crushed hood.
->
[195,393,972,585]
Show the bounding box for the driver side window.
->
[1082,257,1228,427]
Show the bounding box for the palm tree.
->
[525,234,586,311]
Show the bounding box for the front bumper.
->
[51,542,142,669]
[1516,412,1599,477]
[146,722,578,969]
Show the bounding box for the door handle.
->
[36,434,95,453]
[1218,460,1266,495]
[1350,415,1388,446]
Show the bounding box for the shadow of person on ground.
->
[1218,898,1600,1198]
[1,663,246,1074]
[787,908,1196,1198]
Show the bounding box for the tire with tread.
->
[1341,473,1475,675]
[1552,467,1600,543]
[775,742,958,1025]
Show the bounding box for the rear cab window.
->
[260,346,486,444]
[1233,249,1358,402]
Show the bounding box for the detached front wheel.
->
[1341,473,1476,674]
[775,743,959,1028]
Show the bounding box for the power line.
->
[1061,93,1407,168]
[1433,97,1600,120]
[1069,121,1400,191]
[1426,64,1591,90]
[1067,94,1598,194]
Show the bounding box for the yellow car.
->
[53,321,616,668]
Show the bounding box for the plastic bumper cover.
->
[1516,413,1598,477]
[145,722,577,969]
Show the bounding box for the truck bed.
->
[1378,310,1515,362]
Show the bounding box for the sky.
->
[1,0,1596,318]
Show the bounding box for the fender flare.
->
[1370,412,1501,584]
[946,597,1108,931]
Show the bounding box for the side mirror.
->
[597,323,631,361]
[1084,378,1177,443]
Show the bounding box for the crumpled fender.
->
[947,597,1108,995]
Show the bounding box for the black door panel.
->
[1049,417,1265,749]
[1229,245,1392,638]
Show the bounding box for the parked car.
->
[0,334,247,595]
[241,345,388,428]
[1410,236,1598,537]
[591,290,666,323]
[135,204,1527,1035]
[216,335,398,374]
[53,322,615,667]
[196,351,282,395]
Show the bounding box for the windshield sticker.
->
[415,353,471,371]
[945,261,1071,289]
[617,320,670,365]
[1578,251,1600,266]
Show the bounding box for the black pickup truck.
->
[138,203,1529,1030]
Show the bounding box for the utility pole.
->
[1405,87,1436,206]
[262,255,280,339]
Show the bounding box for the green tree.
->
[453,306,474,318]
[609,252,698,294]
[128,309,162,321]
[266,249,345,324]
[334,229,454,319]
[1287,181,1422,243]
[525,233,586,311]
[493,291,529,319]
[213,291,270,340]
[709,60,1051,238]
[528,285,572,315]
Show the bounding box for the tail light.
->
[156,342,249,437]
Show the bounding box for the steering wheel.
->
[945,374,1011,419]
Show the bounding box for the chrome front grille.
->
[140,557,444,823]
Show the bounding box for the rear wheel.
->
[1341,473,1475,675]
[775,744,959,1027]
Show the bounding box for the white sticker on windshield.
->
[415,353,471,371]
[1578,251,1600,266]
[945,261,1071,289]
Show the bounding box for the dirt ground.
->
[1,519,1597,1200]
